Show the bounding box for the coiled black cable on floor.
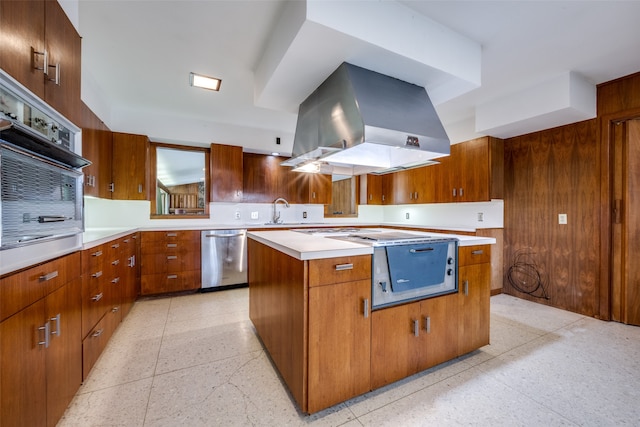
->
[507,249,550,299]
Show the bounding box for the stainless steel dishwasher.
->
[201,229,248,291]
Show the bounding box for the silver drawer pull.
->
[91,329,104,338]
[91,293,103,302]
[92,250,103,257]
[413,319,419,337]
[166,232,178,237]
[425,316,431,334]
[167,255,178,260]
[112,259,120,266]
[111,243,120,249]
[39,271,59,282]
[167,274,178,279]
[335,263,353,271]
[167,243,178,248]
[112,306,120,313]
[91,271,103,278]
[471,250,484,255]
[363,298,369,318]
[111,277,120,284]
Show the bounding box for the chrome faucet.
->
[272,197,290,224]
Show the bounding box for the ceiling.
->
[76,1,640,157]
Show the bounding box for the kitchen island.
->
[248,228,494,414]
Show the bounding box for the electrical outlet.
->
[234,211,241,220]
[405,212,410,220]
[250,211,259,220]
[558,213,567,224]
[477,212,484,222]
[303,211,307,219]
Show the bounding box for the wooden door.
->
[0,301,47,427]
[45,279,82,427]
[44,0,82,124]
[112,132,149,200]
[419,294,459,370]
[458,263,491,355]
[0,0,46,99]
[307,279,371,413]
[210,143,243,202]
[611,119,640,325]
[371,301,421,389]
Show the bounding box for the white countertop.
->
[248,228,495,261]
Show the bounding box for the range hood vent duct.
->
[284,63,450,175]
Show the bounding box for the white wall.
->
[85,197,502,231]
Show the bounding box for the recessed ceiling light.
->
[189,72,221,91]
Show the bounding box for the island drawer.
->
[308,255,371,287]
[458,245,491,266]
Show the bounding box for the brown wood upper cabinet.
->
[436,136,504,203]
[210,143,243,202]
[82,104,113,199]
[111,132,150,200]
[0,0,82,125]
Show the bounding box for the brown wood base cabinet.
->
[0,253,82,427]
[248,239,371,414]
[140,230,201,295]
[249,239,493,414]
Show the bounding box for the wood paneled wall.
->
[503,119,601,317]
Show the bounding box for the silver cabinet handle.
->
[92,250,103,257]
[112,306,120,313]
[50,314,61,337]
[91,271,103,278]
[47,61,60,85]
[111,277,120,284]
[38,322,51,348]
[108,183,115,193]
[459,188,464,197]
[413,319,419,337]
[128,255,136,268]
[369,194,373,200]
[167,243,177,248]
[425,316,431,334]
[32,48,47,72]
[167,274,178,279]
[111,243,120,249]
[335,263,353,271]
[452,188,457,197]
[464,280,469,296]
[91,293,103,302]
[138,184,143,193]
[112,259,120,266]
[363,298,369,318]
[471,250,484,255]
[166,232,178,237]
[39,270,59,282]
[91,329,103,338]
[167,255,178,260]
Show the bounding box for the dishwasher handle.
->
[205,232,245,238]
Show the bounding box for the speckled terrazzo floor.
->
[58,289,640,426]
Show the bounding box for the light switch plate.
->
[558,213,567,224]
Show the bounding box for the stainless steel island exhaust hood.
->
[283,63,450,175]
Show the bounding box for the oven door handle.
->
[409,247,435,253]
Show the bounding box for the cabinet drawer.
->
[141,252,200,274]
[141,230,200,244]
[0,252,80,321]
[140,240,200,255]
[82,308,120,380]
[82,243,108,273]
[308,255,371,287]
[140,270,201,295]
[458,245,491,266]
[81,279,109,339]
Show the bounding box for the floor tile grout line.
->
[141,294,173,427]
